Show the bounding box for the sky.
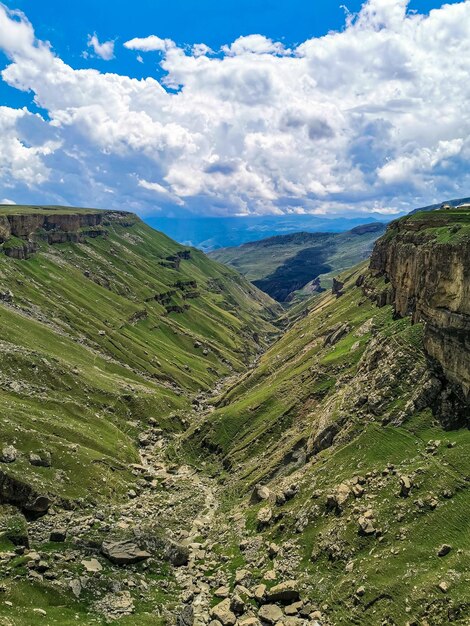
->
[0,0,468,218]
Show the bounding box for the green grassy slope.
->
[0,207,280,505]
[185,253,470,624]
[209,223,385,301]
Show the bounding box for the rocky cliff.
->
[370,206,470,424]
[0,207,138,257]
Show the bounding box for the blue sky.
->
[0,0,468,217]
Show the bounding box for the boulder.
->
[101,540,151,565]
[0,290,13,302]
[257,507,273,529]
[266,580,300,604]
[253,584,267,603]
[326,483,351,513]
[399,475,412,497]
[251,484,272,503]
[81,558,103,573]
[29,451,52,468]
[230,593,245,614]
[49,528,67,543]
[210,598,237,626]
[358,515,376,536]
[1,446,18,463]
[177,604,194,626]
[258,604,283,624]
[214,586,230,598]
[437,544,452,557]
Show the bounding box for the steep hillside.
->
[209,223,385,301]
[0,205,280,512]
[184,207,470,625]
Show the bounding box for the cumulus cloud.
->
[124,35,175,53]
[0,0,469,217]
[87,33,115,60]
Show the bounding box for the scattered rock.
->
[252,484,272,503]
[210,598,237,626]
[438,581,449,593]
[326,483,351,513]
[437,544,452,557]
[101,540,150,565]
[49,528,67,543]
[399,475,412,498]
[177,604,194,626]
[253,584,267,603]
[94,591,134,619]
[1,445,18,463]
[81,558,103,573]
[258,604,283,624]
[214,586,230,598]
[358,515,376,536]
[266,580,300,604]
[69,579,82,598]
[257,507,273,529]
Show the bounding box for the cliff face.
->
[0,208,137,257]
[370,208,470,422]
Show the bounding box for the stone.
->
[177,604,194,626]
[210,598,237,626]
[230,593,245,614]
[399,475,412,497]
[69,579,81,598]
[326,483,351,512]
[94,591,134,618]
[50,528,67,543]
[214,586,230,598]
[257,507,273,529]
[1,445,17,463]
[438,581,449,593]
[33,608,47,616]
[0,290,13,302]
[268,543,280,558]
[356,586,365,597]
[81,558,103,573]
[258,604,283,624]
[101,540,151,565]
[253,584,267,603]
[235,569,250,584]
[266,580,300,604]
[437,544,452,557]
[358,515,376,536]
[284,601,303,615]
[252,484,272,503]
[29,451,52,468]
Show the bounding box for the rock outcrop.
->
[370,208,470,426]
[0,208,138,258]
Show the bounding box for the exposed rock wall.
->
[0,209,137,257]
[370,215,470,415]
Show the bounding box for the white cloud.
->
[87,33,115,60]
[124,35,175,53]
[222,35,288,56]
[192,43,213,57]
[0,1,469,216]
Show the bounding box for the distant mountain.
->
[410,196,470,214]
[145,214,391,251]
[210,222,386,301]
